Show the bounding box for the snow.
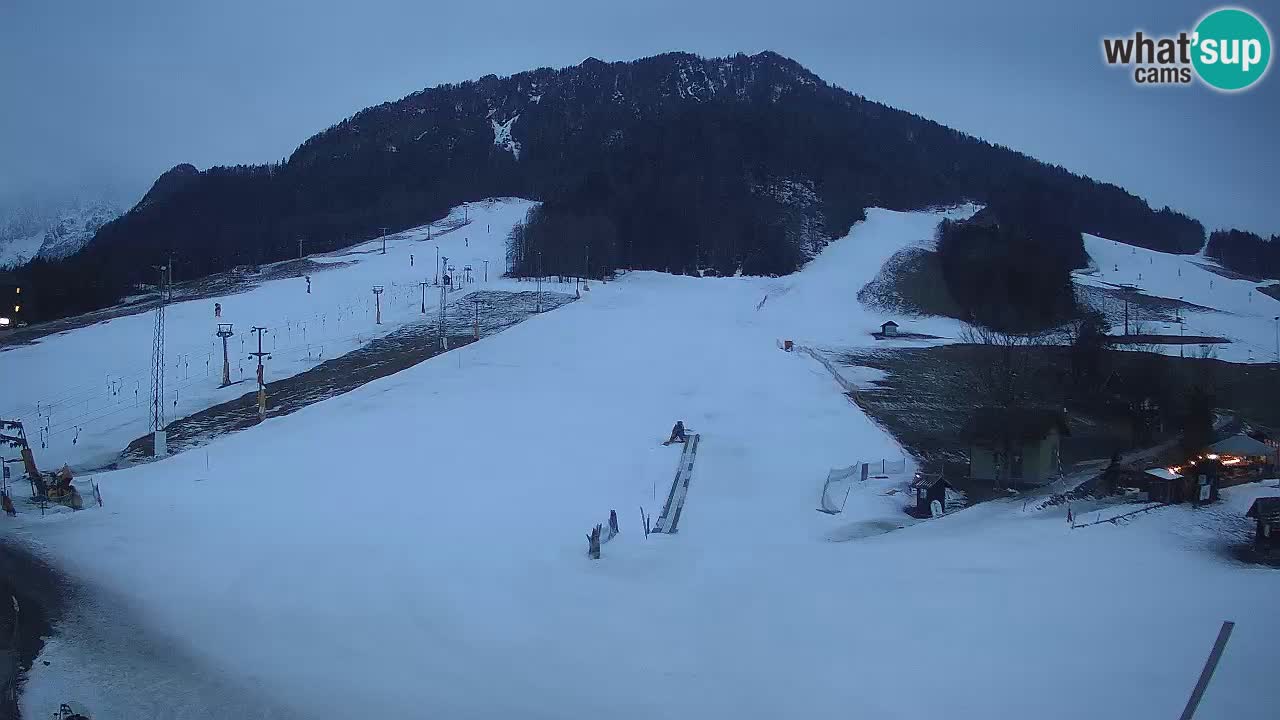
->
[0,230,43,268]
[1075,235,1280,363]
[754,204,980,349]
[0,198,541,471]
[9,204,1280,718]
[491,115,521,159]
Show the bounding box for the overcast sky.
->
[1,0,1276,235]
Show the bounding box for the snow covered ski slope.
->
[9,206,1280,719]
[0,198,549,470]
[1075,234,1280,363]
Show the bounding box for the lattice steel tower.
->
[150,262,170,434]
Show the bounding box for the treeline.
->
[936,192,1087,332]
[19,51,1205,322]
[1205,229,1280,280]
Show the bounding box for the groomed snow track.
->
[652,434,700,534]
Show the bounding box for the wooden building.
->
[880,320,899,337]
[1246,497,1280,554]
[1207,434,1277,485]
[909,474,951,518]
[1143,464,1218,505]
[1144,467,1184,504]
[966,407,1069,488]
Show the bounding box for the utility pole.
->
[483,260,489,282]
[536,250,543,312]
[250,326,269,421]
[1120,286,1136,336]
[372,286,384,324]
[380,227,389,254]
[217,323,234,387]
[1273,316,1279,364]
[420,280,428,314]
[434,247,439,285]
[473,296,480,339]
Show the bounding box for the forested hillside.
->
[18,51,1204,321]
[1206,229,1280,280]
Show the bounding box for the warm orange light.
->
[1222,458,1242,466]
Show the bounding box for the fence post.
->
[1179,621,1234,720]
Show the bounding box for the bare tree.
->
[959,323,1058,491]
[959,323,1053,410]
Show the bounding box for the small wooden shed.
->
[1144,465,1218,505]
[1246,497,1280,553]
[1144,467,1183,504]
[909,474,951,517]
[880,320,899,337]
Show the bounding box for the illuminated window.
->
[13,287,19,294]
[12,305,18,313]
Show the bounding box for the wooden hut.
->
[1245,497,1280,554]
[909,474,951,518]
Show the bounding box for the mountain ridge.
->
[18,51,1204,321]
[0,195,123,268]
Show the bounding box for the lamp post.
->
[216,323,234,387]
[372,286,384,324]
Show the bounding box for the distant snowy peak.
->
[38,200,120,259]
[0,197,123,267]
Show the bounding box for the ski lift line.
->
[35,322,427,437]
[15,290,523,434]
[3,312,369,418]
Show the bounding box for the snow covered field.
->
[0,198,556,470]
[1074,235,1280,363]
[7,205,1280,718]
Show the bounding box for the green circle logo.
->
[1192,8,1271,91]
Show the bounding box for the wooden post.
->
[1178,621,1234,720]
[587,524,602,559]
